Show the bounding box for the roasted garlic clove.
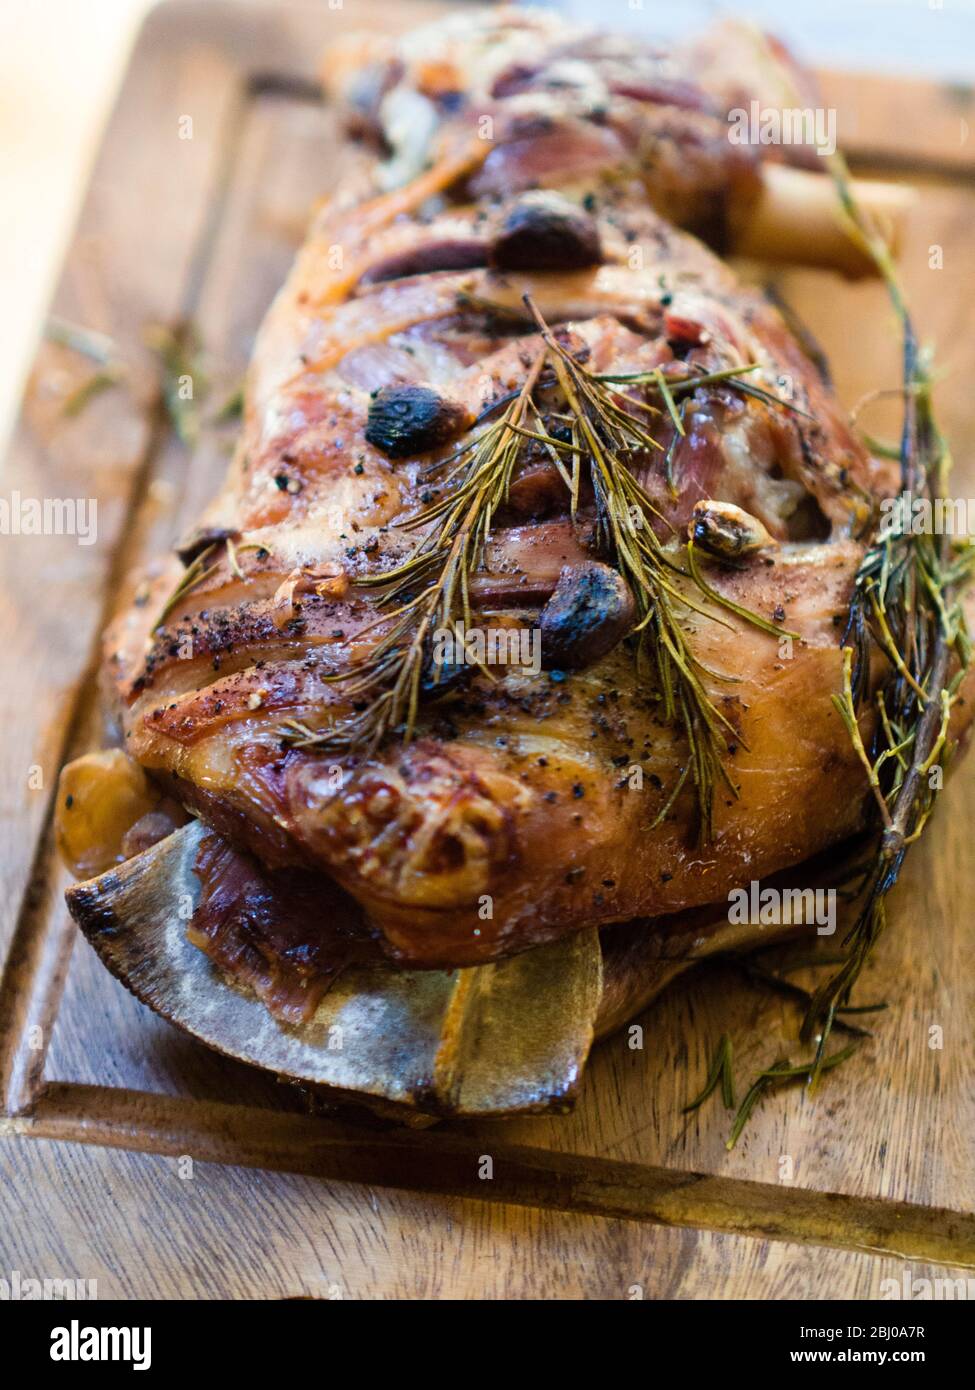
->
[689,499,777,559]
[489,191,602,272]
[173,524,239,567]
[56,749,162,879]
[539,561,636,669]
[365,384,472,458]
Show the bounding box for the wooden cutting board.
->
[2,0,975,1299]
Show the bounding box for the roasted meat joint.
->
[58,8,973,1123]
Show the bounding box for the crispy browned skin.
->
[106,10,918,968]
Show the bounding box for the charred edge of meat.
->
[360,239,487,286]
[66,872,127,941]
[539,562,636,670]
[489,192,602,273]
[175,526,240,567]
[365,384,473,458]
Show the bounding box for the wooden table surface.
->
[2,0,975,1299]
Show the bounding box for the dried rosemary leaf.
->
[145,323,208,447]
[62,367,123,418]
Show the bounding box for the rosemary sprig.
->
[735,955,876,1038]
[681,1023,862,1147]
[281,350,549,754]
[45,316,127,417]
[150,537,265,632]
[792,154,974,1088]
[681,131,975,1135]
[593,360,811,419]
[145,323,208,446]
[699,153,974,1130]
[725,1042,863,1149]
[153,544,216,630]
[62,366,124,417]
[213,385,244,425]
[524,296,781,840]
[683,1033,735,1113]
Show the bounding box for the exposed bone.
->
[732,164,915,278]
[65,821,603,1120]
[64,820,864,1118]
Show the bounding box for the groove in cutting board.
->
[15,1083,975,1270]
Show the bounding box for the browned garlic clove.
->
[365,384,472,458]
[539,561,635,670]
[174,525,239,567]
[56,749,163,878]
[489,191,602,272]
[689,499,777,559]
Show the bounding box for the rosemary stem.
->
[880,635,951,857]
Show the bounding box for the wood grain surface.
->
[1,0,975,1299]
